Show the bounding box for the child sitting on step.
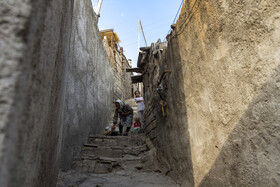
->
[133,117,141,132]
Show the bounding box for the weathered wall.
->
[102,38,132,101]
[60,0,113,170]
[0,0,113,186]
[141,40,194,187]
[178,0,279,186]
[176,0,280,186]
[142,0,280,186]
[123,58,133,99]
[0,0,74,186]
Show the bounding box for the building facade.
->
[101,30,133,101]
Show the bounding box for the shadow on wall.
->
[199,65,280,187]
[154,35,194,186]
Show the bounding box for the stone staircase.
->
[57,134,178,187]
[72,134,153,174]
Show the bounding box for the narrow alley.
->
[57,99,178,186]
[1,0,280,187]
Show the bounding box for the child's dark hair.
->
[134,90,140,95]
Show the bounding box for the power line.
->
[123,31,169,48]
[172,0,185,26]
[141,16,173,30]
[102,15,174,39]
[163,0,185,41]
[120,0,191,50]
[118,19,174,42]
[167,0,201,40]
[120,23,170,43]
[176,0,200,36]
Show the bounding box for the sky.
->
[91,0,183,67]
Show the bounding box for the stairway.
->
[56,134,178,187]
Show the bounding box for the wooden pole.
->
[138,20,140,52]
[139,20,147,47]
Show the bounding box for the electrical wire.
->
[115,0,192,56]
[105,15,174,40]
[117,19,174,42]
[123,30,168,48]
[172,0,185,26]
[163,0,185,41]
[170,0,201,39]
[120,23,171,43]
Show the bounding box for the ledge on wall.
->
[131,74,143,84]
[126,67,142,73]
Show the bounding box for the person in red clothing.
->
[133,117,141,132]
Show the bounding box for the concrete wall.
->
[141,41,194,186]
[0,0,113,186]
[0,1,74,186]
[60,0,113,170]
[142,0,280,186]
[102,38,132,101]
[123,58,133,99]
[176,0,280,186]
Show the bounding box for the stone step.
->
[87,135,146,147]
[72,154,153,174]
[81,144,122,158]
[81,143,148,158]
[57,169,178,187]
[72,155,118,174]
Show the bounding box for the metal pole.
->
[139,20,147,47]
[138,20,140,52]
[96,0,103,16]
